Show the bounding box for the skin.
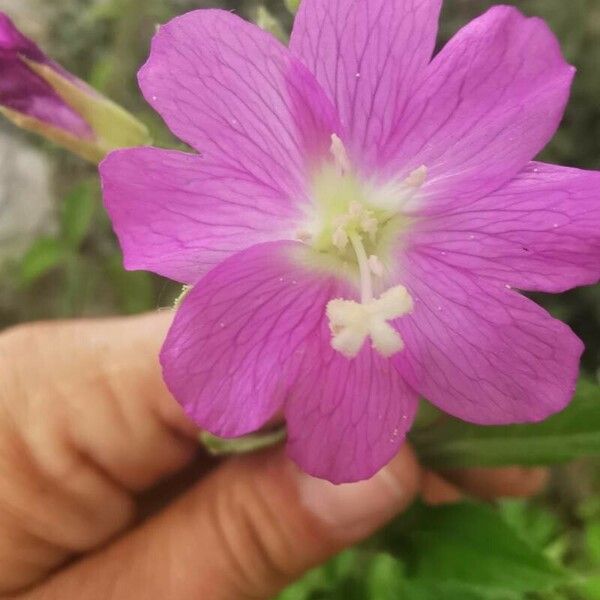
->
[0,313,548,600]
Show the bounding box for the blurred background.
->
[0,0,599,597]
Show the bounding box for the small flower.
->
[0,13,150,162]
[101,2,600,483]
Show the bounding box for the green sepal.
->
[200,427,287,456]
[5,57,152,163]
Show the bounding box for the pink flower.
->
[100,1,600,483]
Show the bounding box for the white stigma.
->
[368,254,384,276]
[327,286,413,358]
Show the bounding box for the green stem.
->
[199,427,287,456]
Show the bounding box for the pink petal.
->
[100,147,301,284]
[285,340,418,483]
[380,6,575,204]
[411,162,600,293]
[393,255,584,425]
[139,9,339,198]
[290,0,441,173]
[161,241,417,483]
[160,241,339,437]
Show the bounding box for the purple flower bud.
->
[0,13,150,162]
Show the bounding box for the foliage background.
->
[0,0,599,598]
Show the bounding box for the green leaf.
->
[410,379,600,469]
[276,549,360,600]
[579,574,600,600]
[585,519,600,565]
[20,237,68,284]
[60,181,97,248]
[402,581,522,600]
[365,553,405,600]
[386,502,568,596]
[498,500,561,550]
[254,6,288,42]
[278,502,567,600]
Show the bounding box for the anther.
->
[332,227,349,250]
[404,165,428,188]
[296,229,312,243]
[330,134,351,175]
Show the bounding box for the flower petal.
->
[285,341,418,483]
[161,240,417,483]
[393,256,584,425]
[380,6,575,203]
[411,162,600,293]
[100,148,301,284]
[139,9,339,197]
[160,241,340,437]
[289,0,442,172]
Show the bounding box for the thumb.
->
[27,445,420,600]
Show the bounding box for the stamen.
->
[360,213,378,237]
[330,202,378,251]
[348,201,362,218]
[296,229,312,243]
[330,134,351,175]
[404,165,428,188]
[367,164,428,212]
[332,226,349,250]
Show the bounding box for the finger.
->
[0,312,198,488]
[0,313,200,593]
[441,466,550,500]
[421,471,463,505]
[23,445,421,600]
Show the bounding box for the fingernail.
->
[296,445,419,540]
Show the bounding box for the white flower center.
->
[299,135,427,359]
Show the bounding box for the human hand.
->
[0,314,547,600]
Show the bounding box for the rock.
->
[0,125,55,264]
[0,0,51,42]
[0,1,56,264]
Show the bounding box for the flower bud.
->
[284,0,300,14]
[0,13,151,163]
